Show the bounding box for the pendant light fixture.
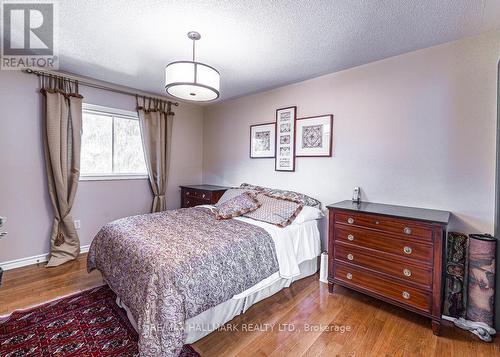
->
[165,31,220,101]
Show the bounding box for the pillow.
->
[239,183,321,208]
[292,206,324,225]
[239,183,266,191]
[216,188,260,207]
[243,193,303,227]
[215,192,261,219]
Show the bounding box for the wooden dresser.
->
[327,200,450,335]
[180,185,229,208]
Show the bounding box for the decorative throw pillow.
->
[215,192,261,219]
[239,183,266,192]
[239,183,321,208]
[243,193,303,227]
[215,188,260,207]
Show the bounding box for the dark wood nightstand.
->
[180,185,229,208]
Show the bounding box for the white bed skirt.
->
[116,257,318,344]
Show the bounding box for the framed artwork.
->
[275,106,297,171]
[250,122,276,158]
[296,114,333,157]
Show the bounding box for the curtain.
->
[41,76,83,267]
[137,96,174,212]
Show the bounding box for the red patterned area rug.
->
[0,285,200,357]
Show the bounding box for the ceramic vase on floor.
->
[466,233,496,328]
[443,232,468,318]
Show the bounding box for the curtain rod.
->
[23,68,179,107]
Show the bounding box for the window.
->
[80,104,147,180]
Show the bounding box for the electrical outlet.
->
[74,219,81,230]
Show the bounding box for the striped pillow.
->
[215,192,261,219]
[243,193,303,227]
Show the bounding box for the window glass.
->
[80,105,147,178]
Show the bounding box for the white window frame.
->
[80,103,148,181]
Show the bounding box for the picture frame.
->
[275,106,297,171]
[295,114,333,157]
[250,122,276,158]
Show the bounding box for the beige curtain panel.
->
[137,96,174,212]
[41,76,83,267]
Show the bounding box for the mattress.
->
[116,212,322,343]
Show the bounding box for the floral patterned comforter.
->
[87,207,279,357]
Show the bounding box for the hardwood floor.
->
[0,254,498,356]
[0,254,103,315]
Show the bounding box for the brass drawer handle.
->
[402,291,411,299]
[346,273,353,280]
[403,268,412,277]
[347,253,354,261]
[347,217,354,224]
[347,234,354,241]
[404,227,412,235]
[403,246,412,255]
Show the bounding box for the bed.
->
[87,185,322,357]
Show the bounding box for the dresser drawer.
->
[183,197,207,208]
[335,226,433,265]
[184,190,211,201]
[335,211,433,241]
[334,262,432,314]
[334,243,433,288]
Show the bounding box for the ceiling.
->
[57,0,500,103]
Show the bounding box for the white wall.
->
[204,31,500,249]
[0,71,204,263]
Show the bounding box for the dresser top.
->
[180,184,229,191]
[326,200,450,224]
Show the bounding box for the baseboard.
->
[0,244,90,271]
